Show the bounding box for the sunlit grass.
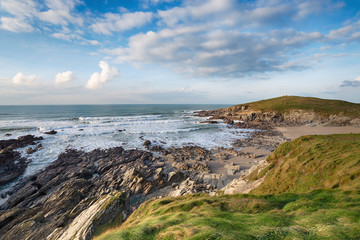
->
[234,95,360,117]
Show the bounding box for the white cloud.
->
[157,0,344,29]
[0,0,37,18]
[86,61,120,89]
[12,72,38,85]
[0,0,83,33]
[105,25,323,77]
[328,20,360,41]
[39,0,83,26]
[52,32,101,45]
[55,71,75,84]
[0,17,34,32]
[142,0,175,8]
[91,11,153,35]
[158,0,234,27]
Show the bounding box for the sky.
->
[0,0,360,105]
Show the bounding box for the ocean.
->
[0,104,252,191]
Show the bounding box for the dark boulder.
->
[44,130,57,135]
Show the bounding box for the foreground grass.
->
[233,96,360,117]
[250,134,360,194]
[95,190,360,240]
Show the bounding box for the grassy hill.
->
[249,134,360,194]
[232,96,360,117]
[96,134,360,240]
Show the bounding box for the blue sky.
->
[0,0,360,105]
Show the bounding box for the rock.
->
[26,144,42,154]
[44,130,57,135]
[172,162,189,170]
[0,148,31,186]
[0,135,43,150]
[199,120,218,124]
[223,118,234,125]
[0,141,253,240]
[143,140,151,148]
[4,133,12,137]
[54,192,126,240]
[167,171,185,184]
[224,163,241,175]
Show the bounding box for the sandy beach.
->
[276,126,360,140]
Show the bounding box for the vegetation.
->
[95,190,360,240]
[250,134,360,194]
[233,96,360,117]
[96,133,360,240]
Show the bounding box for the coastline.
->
[1,105,360,239]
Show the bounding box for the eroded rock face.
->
[1,144,210,240]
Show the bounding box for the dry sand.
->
[276,126,360,140]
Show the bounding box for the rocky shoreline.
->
[0,124,286,240]
[196,104,360,127]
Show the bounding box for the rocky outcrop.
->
[0,147,176,240]
[0,148,30,186]
[0,135,43,186]
[197,107,360,127]
[0,126,284,240]
[1,142,243,240]
[0,135,43,150]
[222,160,269,194]
[44,130,57,135]
[51,192,126,240]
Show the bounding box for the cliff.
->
[197,96,360,127]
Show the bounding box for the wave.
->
[0,127,37,132]
[78,115,163,121]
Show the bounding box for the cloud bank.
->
[86,61,120,89]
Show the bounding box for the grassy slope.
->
[232,96,360,117]
[250,134,360,194]
[96,190,360,240]
[96,134,360,240]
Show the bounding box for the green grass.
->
[250,134,360,194]
[231,96,360,117]
[95,190,360,240]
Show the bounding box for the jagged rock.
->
[199,120,218,124]
[167,171,185,183]
[0,148,32,186]
[26,144,42,154]
[223,118,234,125]
[53,192,126,240]
[172,162,189,170]
[0,135,43,150]
[143,140,151,148]
[0,147,171,239]
[222,161,269,195]
[224,163,241,175]
[44,130,57,135]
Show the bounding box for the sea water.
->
[0,104,252,188]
